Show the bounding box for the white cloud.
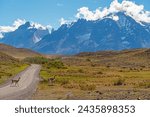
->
[76,7,96,20]
[0,26,15,33]
[30,22,48,30]
[76,7,109,20]
[76,0,150,23]
[0,19,52,36]
[27,21,52,31]
[59,18,70,25]
[59,17,77,26]
[13,19,26,27]
[0,19,26,33]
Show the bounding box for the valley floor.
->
[1,48,150,100]
[32,49,150,100]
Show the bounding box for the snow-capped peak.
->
[28,22,51,30]
[59,17,76,28]
[0,19,52,39]
[0,33,4,39]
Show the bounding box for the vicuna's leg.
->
[16,82,19,87]
[48,79,52,86]
[14,82,17,87]
[51,80,54,86]
[10,81,13,87]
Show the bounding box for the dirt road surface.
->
[0,64,41,100]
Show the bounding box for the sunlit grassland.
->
[40,65,150,87]
[32,55,150,99]
[0,62,29,84]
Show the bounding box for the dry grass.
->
[31,49,150,100]
[0,43,41,59]
[0,62,29,84]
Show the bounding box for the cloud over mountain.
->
[0,19,52,33]
[76,0,150,23]
[0,21,50,48]
[0,19,26,33]
[0,19,52,39]
[59,18,69,25]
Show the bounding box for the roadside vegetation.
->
[23,56,65,69]
[1,48,150,100]
[32,49,150,99]
[0,62,28,84]
[0,44,40,85]
[0,52,29,84]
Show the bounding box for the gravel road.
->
[0,64,41,100]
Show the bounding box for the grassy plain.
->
[32,49,150,100]
[0,43,150,100]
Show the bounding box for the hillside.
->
[0,52,17,62]
[0,43,41,59]
[76,48,150,59]
[0,51,29,85]
[75,48,150,68]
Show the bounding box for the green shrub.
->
[78,69,84,73]
[47,60,64,69]
[86,58,91,62]
[91,64,96,67]
[23,57,65,69]
[97,71,103,74]
[114,78,125,86]
[23,57,48,64]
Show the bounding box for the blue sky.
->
[0,0,149,29]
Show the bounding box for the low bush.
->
[23,57,65,69]
[86,58,91,62]
[97,71,103,74]
[114,78,125,86]
[23,57,48,64]
[78,69,84,73]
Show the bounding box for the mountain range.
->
[0,12,150,54]
[0,22,49,49]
